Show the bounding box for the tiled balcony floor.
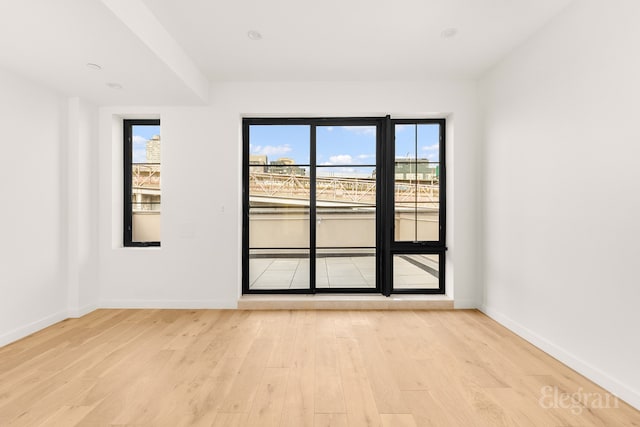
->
[249,254,438,290]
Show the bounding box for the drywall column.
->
[67,97,99,317]
[67,98,80,315]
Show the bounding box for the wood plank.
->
[336,337,381,427]
[280,311,315,427]
[351,323,409,413]
[314,413,349,427]
[314,312,346,414]
[402,390,471,427]
[35,405,94,427]
[380,413,418,427]
[218,336,274,413]
[245,367,289,426]
[211,412,249,427]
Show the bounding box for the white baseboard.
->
[453,299,478,309]
[479,304,640,411]
[100,299,238,309]
[0,310,68,348]
[67,304,98,318]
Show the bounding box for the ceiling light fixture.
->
[441,28,458,39]
[106,82,123,90]
[247,30,263,40]
[86,63,102,71]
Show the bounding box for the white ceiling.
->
[142,0,573,81]
[0,0,206,105]
[0,0,573,105]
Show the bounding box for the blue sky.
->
[132,125,160,163]
[249,124,439,175]
[395,124,440,162]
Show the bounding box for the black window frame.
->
[123,119,161,247]
[242,116,446,295]
[386,118,446,294]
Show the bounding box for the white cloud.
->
[422,144,439,151]
[328,154,353,164]
[250,144,292,156]
[340,126,376,136]
[326,126,334,132]
[357,154,375,160]
[333,167,356,174]
[133,135,147,145]
[317,167,374,178]
[395,124,410,132]
[133,147,147,163]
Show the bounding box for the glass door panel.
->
[247,125,311,291]
[317,248,376,289]
[315,125,378,290]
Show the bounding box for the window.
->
[124,119,161,247]
[388,119,446,293]
[243,117,445,295]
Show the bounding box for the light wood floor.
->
[0,310,638,426]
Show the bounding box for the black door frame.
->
[242,117,445,295]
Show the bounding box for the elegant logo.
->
[538,386,620,415]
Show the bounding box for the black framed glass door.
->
[242,117,445,295]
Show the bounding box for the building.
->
[132,135,161,212]
[394,157,439,182]
[1,0,639,424]
[273,157,294,165]
[146,134,161,163]
[249,154,268,166]
[270,157,306,175]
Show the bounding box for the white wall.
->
[98,106,239,308]
[98,80,481,308]
[480,0,640,409]
[0,67,69,346]
[67,97,100,317]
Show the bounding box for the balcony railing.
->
[132,163,161,189]
[249,171,438,205]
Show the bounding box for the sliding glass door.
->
[243,117,445,295]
